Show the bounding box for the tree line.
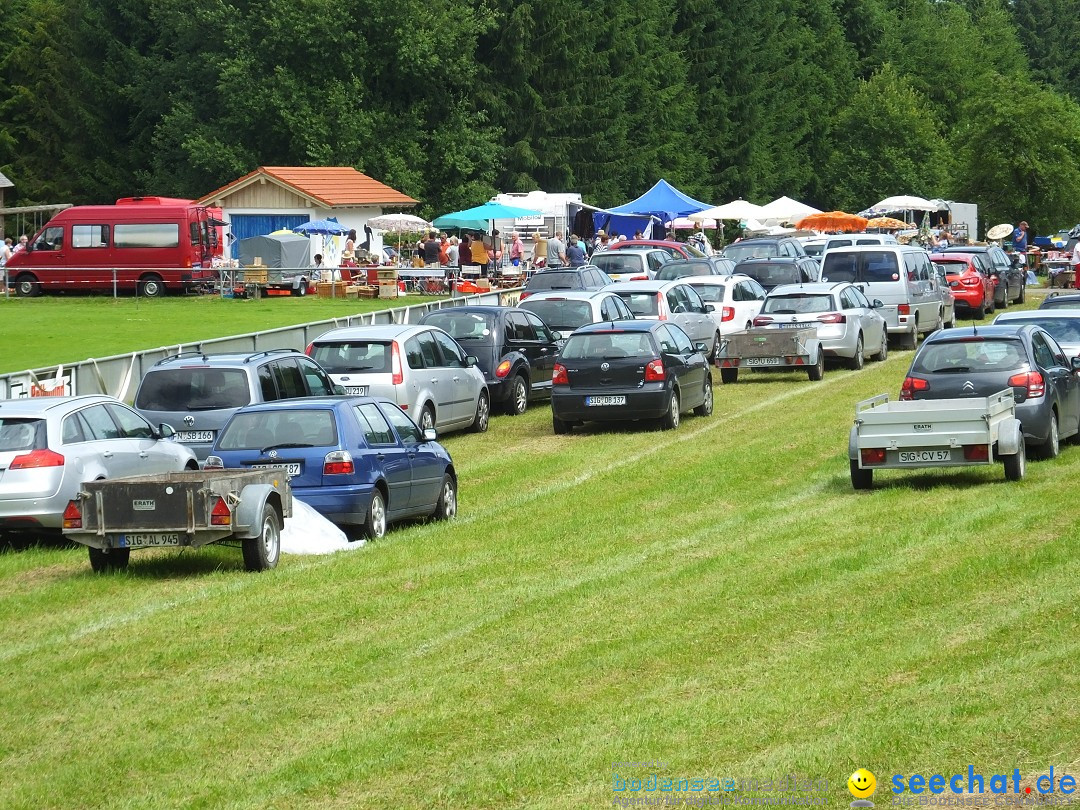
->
[2,0,1079,236]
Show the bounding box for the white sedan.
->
[687,274,767,335]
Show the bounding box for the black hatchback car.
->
[940,245,1025,307]
[550,321,713,433]
[1039,292,1080,310]
[418,306,561,415]
[733,256,819,292]
[518,265,612,301]
[654,256,737,280]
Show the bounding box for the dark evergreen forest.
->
[2,0,1079,230]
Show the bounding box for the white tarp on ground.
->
[281,498,363,555]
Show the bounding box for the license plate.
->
[345,386,368,395]
[177,430,215,443]
[780,322,812,328]
[899,450,951,463]
[746,357,781,366]
[585,395,626,406]
[112,533,181,548]
[252,462,301,476]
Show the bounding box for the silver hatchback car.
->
[306,324,490,435]
[0,395,198,538]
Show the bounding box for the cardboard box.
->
[378,285,399,299]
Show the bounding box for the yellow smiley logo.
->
[848,768,876,798]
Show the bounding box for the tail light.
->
[817,313,845,324]
[1008,371,1045,398]
[657,292,668,321]
[63,500,82,529]
[963,444,989,461]
[900,376,929,400]
[552,363,568,385]
[323,450,354,475]
[391,341,403,385]
[961,276,982,287]
[860,448,886,465]
[721,306,735,322]
[753,315,773,326]
[304,342,313,356]
[9,448,64,469]
[644,359,665,381]
[630,275,649,281]
[496,360,512,378]
[210,496,232,526]
[898,304,911,315]
[519,291,532,301]
[204,455,223,470]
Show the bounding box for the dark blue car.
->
[205,396,457,539]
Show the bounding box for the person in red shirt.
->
[509,231,524,268]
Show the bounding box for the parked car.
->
[590,248,672,282]
[931,262,957,329]
[518,265,612,302]
[941,245,1025,306]
[1038,292,1080,310]
[733,256,819,292]
[993,310,1080,358]
[929,252,995,319]
[133,349,342,461]
[607,279,721,361]
[0,395,198,539]
[799,237,829,259]
[685,274,767,334]
[305,324,489,434]
[754,282,889,369]
[821,232,898,253]
[901,324,1080,457]
[606,239,707,259]
[722,236,809,263]
[517,290,635,346]
[418,306,560,415]
[205,397,456,538]
[550,321,713,433]
[654,256,737,280]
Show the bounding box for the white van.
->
[819,245,944,348]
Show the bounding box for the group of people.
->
[0,234,30,266]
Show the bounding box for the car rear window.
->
[912,339,1026,374]
[217,409,337,450]
[762,294,834,314]
[525,272,581,291]
[0,418,44,452]
[724,243,779,261]
[422,311,495,341]
[560,331,656,360]
[936,260,971,275]
[821,251,900,283]
[690,283,726,302]
[135,368,251,411]
[999,318,1080,345]
[655,261,710,280]
[592,254,643,274]
[613,291,659,317]
[309,341,391,373]
[518,300,593,332]
[739,262,799,287]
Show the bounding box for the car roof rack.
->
[244,347,298,362]
[153,351,211,366]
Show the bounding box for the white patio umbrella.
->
[368,213,432,232]
[758,196,822,223]
[690,199,768,222]
[871,195,940,212]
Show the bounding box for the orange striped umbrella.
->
[794,211,869,232]
[865,216,909,230]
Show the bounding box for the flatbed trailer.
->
[848,389,1025,489]
[715,327,824,383]
[63,469,292,572]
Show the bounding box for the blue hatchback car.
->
[205,397,457,539]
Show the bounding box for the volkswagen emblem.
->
[962,380,975,393]
[183,415,195,427]
[268,450,278,459]
[601,362,610,371]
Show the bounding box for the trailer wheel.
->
[807,350,824,381]
[242,503,281,571]
[89,546,130,573]
[720,367,738,384]
[850,460,873,490]
[1003,441,1026,481]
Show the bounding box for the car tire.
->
[88,546,130,573]
[419,403,436,433]
[720,367,738,384]
[945,310,956,329]
[242,503,281,571]
[432,474,457,520]
[552,414,571,434]
[807,350,824,381]
[363,489,387,540]
[470,391,490,433]
[15,275,41,297]
[291,283,308,297]
[848,334,864,370]
[872,330,888,362]
[1041,412,1060,460]
[1015,283,1025,305]
[505,375,528,416]
[709,332,722,364]
[972,302,985,320]
[987,293,996,315]
[850,460,873,490]
[659,391,680,430]
[139,274,165,298]
[694,376,714,416]
[902,326,917,350]
[1003,441,1026,481]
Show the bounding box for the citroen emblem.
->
[268,450,278,459]
[183,415,195,426]
[962,380,975,393]
[601,362,610,371]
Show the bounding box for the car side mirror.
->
[333,384,347,395]
[423,427,438,442]
[1072,356,1080,372]
[694,342,708,354]
[872,299,883,308]
[551,331,563,341]
[465,355,478,367]
[704,304,715,313]
[157,423,177,439]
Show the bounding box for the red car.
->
[607,239,707,260]
[930,252,995,319]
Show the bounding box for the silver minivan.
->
[820,245,945,348]
[306,324,490,435]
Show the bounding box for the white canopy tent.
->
[690,199,768,222]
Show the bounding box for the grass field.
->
[1,292,1078,808]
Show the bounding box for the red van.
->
[5,199,216,297]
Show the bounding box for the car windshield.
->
[739,262,798,287]
[614,291,659,317]
[309,341,391,373]
[518,300,593,332]
[592,254,643,274]
[912,339,1026,374]
[690,283,726,302]
[821,251,899,283]
[526,271,582,291]
[560,331,656,360]
[135,368,251,411]
[655,261,711,280]
[218,409,336,450]
[422,312,495,341]
[0,418,44,452]
[763,294,834,314]
[724,243,778,261]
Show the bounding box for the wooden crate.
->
[244,267,268,284]
[316,282,346,298]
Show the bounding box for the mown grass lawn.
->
[1,291,1078,808]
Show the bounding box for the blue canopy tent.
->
[594,179,713,238]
